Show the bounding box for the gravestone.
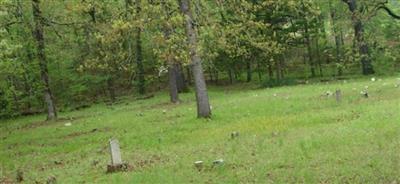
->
[361,90,368,98]
[107,138,128,173]
[335,90,341,103]
[16,169,23,182]
[194,161,203,171]
[231,132,239,139]
[46,176,56,184]
[109,139,122,165]
[213,159,224,166]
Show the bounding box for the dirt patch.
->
[63,127,112,139]
[0,177,14,184]
[132,155,166,170]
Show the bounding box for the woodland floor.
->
[1,76,400,183]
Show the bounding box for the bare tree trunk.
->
[176,64,188,92]
[31,0,57,120]
[214,70,219,84]
[256,61,262,81]
[280,56,285,79]
[268,62,273,80]
[186,66,192,85]
[179,0,211,118]
[208,65,214,82]
[168,64,180,103]
[228,68,233,84]
[107,77,116,103]
[275,60,282,81]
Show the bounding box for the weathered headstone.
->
[46,176,56,184]
[213,159,224,166]
[107,138,128,173]
[231,132,239,139]
[16,169,23,182]
[335,89,341,103]
[109,139,122,165]
[194,161,203,171]
[361,90,368,98]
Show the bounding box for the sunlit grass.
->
[1,76,400,183]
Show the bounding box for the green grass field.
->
[1,76,400,183]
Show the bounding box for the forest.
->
[1,0,400,183]
[0,0,398,119]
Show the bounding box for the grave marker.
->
[194,161,203,171]
[107,138,128,173]
[231,132,239,139]
[335,90,341,103]
[109,139,122,165]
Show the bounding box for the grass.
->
[1,76,400,183]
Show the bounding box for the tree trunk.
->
[176,64,188,92]
[168,64,180,103]
[107,77,116,103]
[280,56,285,79]
[246,59,252,82]
[304,21,315,77]
[275,60,281,81]
[135,0,145,94]
[228,68,233,84]
[256,61,262,81]
[31,0,57,120]
[125,0,135,89]
[180,0,211,118]
[208,65,214,82]
[268,62,273,80]
[330,2,343,76]
[346,0,375,75]
[214,70,219,85]
[315,34,323,77]
[161,2,180,102]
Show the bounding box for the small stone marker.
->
[194,161,204,171]
[325,91,333,97]
[107,138,128,173]
[213,159,224,166]
[231,132,239,139]
[16,169,23,182]
[360,90,368,98]
[335,89,341,103]
[46,175,56,184]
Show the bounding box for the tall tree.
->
[134,0,145,95]
[343,0,375,75]
[330,1,344,76]
[31,0,57,120]
[179,0,211,118]
[161,1,180,103]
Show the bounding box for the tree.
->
[31,0,57,120]
[179,0,211,118]
[161,1,181,103]
[342,0,400,75]
[329,1,345,76]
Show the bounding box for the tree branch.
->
[378,5,400,19]
[43,17,84,26]
[0,21,22,28]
